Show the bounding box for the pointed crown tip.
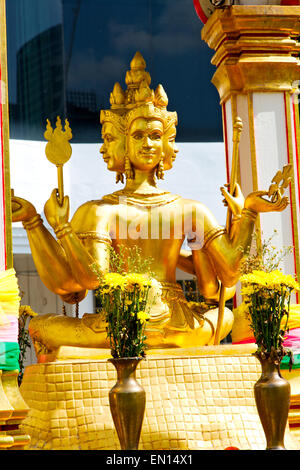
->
[130,51,146,70]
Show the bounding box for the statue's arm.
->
[177,249,235,302]
[197,186,288,288]
[202,208,256,287]
[12,195,87,296]
[177,249,195,274]
[12,193,109,300]
[44,190,110,293]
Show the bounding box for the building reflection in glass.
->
[16,24,66,140]
[6,0,223,143]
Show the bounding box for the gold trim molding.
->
[201,5,300,103]
[0,0,12,269]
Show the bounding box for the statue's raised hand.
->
[44,189,69,230]
[244,190,289,213]
[220,183,245,217]
[11,195,37,222]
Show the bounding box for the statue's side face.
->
[163,123,179,170]
[127,118,164,171]
[100,122,125,172]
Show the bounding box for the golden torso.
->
[72,192,200,283]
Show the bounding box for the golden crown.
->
[100,52,178,131]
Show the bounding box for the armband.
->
[77,231,112,245]
[55,223,73,239]
[22,214,43,230]
[241,207,257,222]
[203,226,226,250]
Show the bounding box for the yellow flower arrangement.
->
[103,272,127,290]
[96,270,152,358]
[239,268,299,358]
[240,270,300,294]
[94,246,155,358]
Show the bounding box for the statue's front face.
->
[100,122,125,172]
[163,123,178,170]
[127,118,163,172]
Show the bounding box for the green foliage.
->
[108,245,154,276]
[18,306,36,385]
[240,229,293,275]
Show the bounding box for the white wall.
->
[10,139,227,223]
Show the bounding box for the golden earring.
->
[116,172,124,184]
[125,155,134,179]
[156,156,165,180]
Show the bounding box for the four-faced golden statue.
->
[11,52,289,359]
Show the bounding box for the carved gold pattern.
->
[202,6,300,104]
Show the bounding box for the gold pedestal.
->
[281,369,300,441]
[19,345,300,450]
[0,370,31,449]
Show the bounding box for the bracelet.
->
[241,207,257,222]
[55,223,73,239]
[77,231,112,245]
[231,214,242,223]
[22,214,43,230]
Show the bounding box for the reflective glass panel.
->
[6,0,223,142]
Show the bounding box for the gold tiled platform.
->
[19,345,300,450]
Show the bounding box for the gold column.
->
[201,5,300,103]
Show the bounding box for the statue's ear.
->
[156,157,165,180]
[125,154,134,180]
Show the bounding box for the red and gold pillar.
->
[202,5,300,299]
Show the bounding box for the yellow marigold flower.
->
[19,305,38,317]
[124,273,151,291]
[233,302,249,316]
[102,272,127,290]
[101,287,111,294]
[241,285,259,296]
[136,310,150,324]
[125,300,133,306]
[240,269,300,293]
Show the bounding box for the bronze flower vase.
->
[108,357,145,450]
[254,354,291,450]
